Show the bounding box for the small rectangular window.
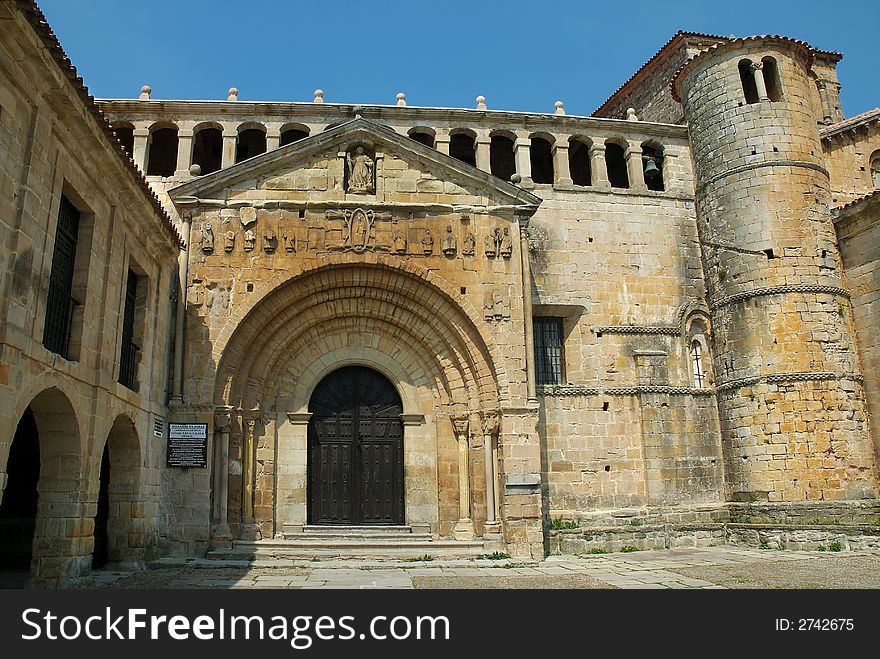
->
[43,195,81,357]
[534,317,565,385]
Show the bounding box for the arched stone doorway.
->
[0,387,87,587]
[308,366,404,525]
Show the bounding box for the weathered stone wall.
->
[836,195,880,466]
[679,38,880,503]
[0,4,179,584]
[822,121,880,205]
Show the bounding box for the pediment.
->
[168,117,541,212]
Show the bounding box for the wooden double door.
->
[307,366,404,525]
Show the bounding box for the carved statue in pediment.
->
[463,231,475,256]
[244,228,256,252]
[500,227,513,258]
[346,147,374,194]
[283,233,296,253]
[224,230,235,253]
[421,229,434,255]
[442,225,456,256]
[483,288,510,321]
[263,227,277,253]
[393,231,407,254]
[200,222,214,254]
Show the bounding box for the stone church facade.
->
[2,1,880,585]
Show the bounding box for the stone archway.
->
[212,257,506,541]
[92,415,144,568]
[0,387,87,587]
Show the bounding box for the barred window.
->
[43,195,80,357]
[691,340,706,388]
[118,268,139,391]
[534,317,565,385]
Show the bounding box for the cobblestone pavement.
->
[67,546,880,590]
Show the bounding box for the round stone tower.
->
[673,37,878,504]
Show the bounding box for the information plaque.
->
[166,423,208,468]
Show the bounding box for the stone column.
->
[212,407,233,543]
[475,131,491,173]
[513,136,532,185]
[481,410,502,533]
[816,80,834,124]
[435,129,450,156]
[552,136,573,185]
[175,128,193,177]
[240,408,261,539]
[266,123,282,151]
[451,415,475,540]
[751,61,770,102]
[221,126,237,169]
[520,222,538,405]
[626,140,647,191]
[589,143,611,190]
[170,212,191,403]
[132,122,150,172]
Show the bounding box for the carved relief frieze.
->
[263,227,277,254]
[200,222,215,254]
[441,225,456,257]
[224,230,235,253]
[483,287,511,321]
[421,229,434,255]
[462,231,475,257]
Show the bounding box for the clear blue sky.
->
[38,0,877,118]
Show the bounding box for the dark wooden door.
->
[308,366,404,525]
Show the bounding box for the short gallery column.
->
[452,415,475,540]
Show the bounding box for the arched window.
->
[449,131,476,166]
[490,133,516,181]
[111,122,134,159]
[762,57,783,102]
[280,125,310,146]
[870,150,880,188]
[408,127,435,149]
[739,59,759,105]
[605,141,629,189]
[146,124,178,177]
[691,340,706,388]
[529,136,554,184]
[642,142,665,192]
[568,138,592,186]
[192,124,222,174]
[236,126,267,163]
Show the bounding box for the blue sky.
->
[38,0,877,118]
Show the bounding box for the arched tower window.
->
[192,124,222,174]
[490,133,516,181]
[408,127,435,149]
[449,132,476,166]
[870,150,880,188]
[568,138,592,186]
[111,122,134,159]
[146,124,178,177]
[762,57,783,102]
[280,124,310,146]
[236,126,267,163]
[605,141,629,189]
[529,136,554,184]
[691,340,706,388]
[739,59,759,105]
[642,142,665,192]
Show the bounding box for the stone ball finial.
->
[476,95,487,110]
[510,173,522,184]
[626,107,639,121]
[313,89,324,103]
[189,164,202,176]
[396,92,406,107]
[554,100,565,115]
[227,87,239,101]
[139,85,151,100]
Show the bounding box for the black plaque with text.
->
[166,423,208,468]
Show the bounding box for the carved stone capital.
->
[214,407,233,432]
[450,415,469,438]
[286,412,313,426]
[481,410,501,436]
[750,61,763,72]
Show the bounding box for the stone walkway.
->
[80,546,880,590]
